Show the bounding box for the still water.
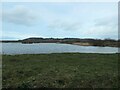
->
[0,43,119,55]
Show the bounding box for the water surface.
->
[1,43,119,55]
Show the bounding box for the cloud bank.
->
[3,5,37,26]
[1,3,118,40]
[48,20,82,31]
[82,16,118,39]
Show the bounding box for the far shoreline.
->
[0,37,120,47]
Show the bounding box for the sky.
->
[1,2,118,40]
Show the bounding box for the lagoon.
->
[0,43,119,55]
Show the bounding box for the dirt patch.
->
[72,42,91,46]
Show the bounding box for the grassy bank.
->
[2,53,118,88]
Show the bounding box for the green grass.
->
[2,53,119,88]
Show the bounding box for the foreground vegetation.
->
[2,53,119,88]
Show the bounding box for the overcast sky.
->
[1,2,118,40]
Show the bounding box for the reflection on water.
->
[1,43,119,55]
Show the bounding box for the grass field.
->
[2,53,119,88]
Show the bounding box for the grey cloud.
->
[2,6,37,26]
[94,17,117,28]
[48,20,81,31]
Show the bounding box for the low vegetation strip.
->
[2,53,119,88]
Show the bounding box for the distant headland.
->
[0,37,120,47]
